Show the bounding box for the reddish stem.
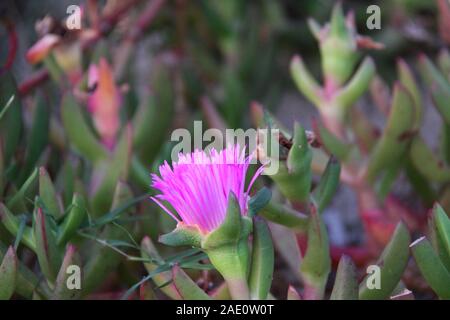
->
[18,69,50,96]
[1,19,18,73]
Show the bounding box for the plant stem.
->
[224,277,250,300]
[206,242,251,300]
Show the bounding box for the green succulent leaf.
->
[397,59,422,128]
[431,204,450,270]
[159,223,203,248]
[34,207,62,284]
[249,217,274,300]
[91,127,131,217]
[419,54,450,124]
[321,3,358,85]
[202,193,250,250]
[260,108,292,139]
[82,182,134,295]
[198,0,232,38]
[270,123,312,204]
[19,95,50,184]
[405,159,437,206]
[300,207,331,299]
[39,167,61,219]
[329,2,350,40]
[307,18,322,40]
[335,57,375,111]
[290,55,322,107]
[52,245,81,299]
[411,236,450,299]
[202,193,251,299]
[366,83,416,182]
[330,255,358,300]
[0,242,49,299]
[410,137,450,183]
[60,161,75,207]
[170,265,211,300]
[269,223,302,281]
[258,200,308,231]
[57,193,87,246]
[313,156,340,213]
[0,246,17,300]
[0,203,35,251]
[134,67,174,164]
[141,237,209,300]
[130,155,151,191]
[375,159,404,201]
[7,167,38,213]
[359,222,410,300]
[61,93,108,163]
[141,236,184,300]
[314,120,353,162]
[248,187,272,217]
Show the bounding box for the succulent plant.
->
[1,0,449,301]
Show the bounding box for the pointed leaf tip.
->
[0,246,18,300]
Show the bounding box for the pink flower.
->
[151,145,263,234]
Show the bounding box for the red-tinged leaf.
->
[87,58,121,150]
[34,208,62,284]
[0,246,17,300]
[26,34,60,64]
[52,245,81,299]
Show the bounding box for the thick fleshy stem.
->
[201,193,253,300]
[206,239,250,300]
